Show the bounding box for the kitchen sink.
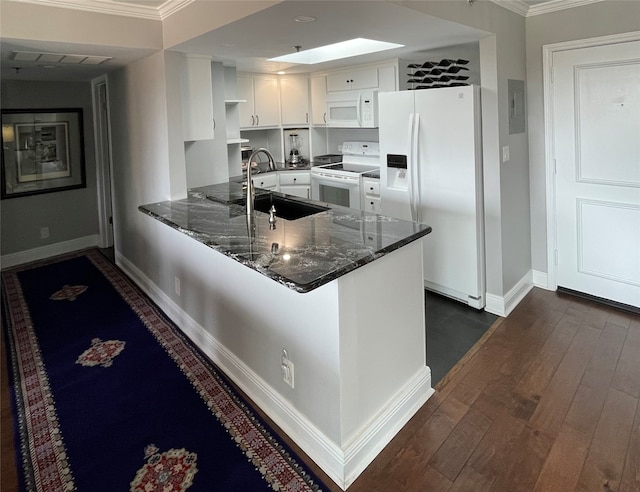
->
[253,193,329,220]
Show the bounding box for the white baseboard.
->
[115,251,433,490]
[485,270,534,317]
[532,270,551,290]
[1,235,100,269]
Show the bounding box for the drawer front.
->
[279,171,310,186]
[364,196,381,213]
[363,179,380,196]
[252,174,278,189]
[279,185,310,199]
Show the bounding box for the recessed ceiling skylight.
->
[268,38,404,65]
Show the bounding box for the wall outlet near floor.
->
[281,349,294,388]
[174,276,181,296]
[40,227,50,239]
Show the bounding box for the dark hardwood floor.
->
[3,263,639,491]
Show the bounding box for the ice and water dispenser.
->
[386,154,409,190]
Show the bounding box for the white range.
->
[310,141,380,210]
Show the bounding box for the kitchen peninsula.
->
[139,182,433,489]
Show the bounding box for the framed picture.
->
[1,109,86,199]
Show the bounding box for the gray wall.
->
[526,1,640,275]
[0,80,99,255]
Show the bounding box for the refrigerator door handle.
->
[412,112,421,223]
[407,113,416,222]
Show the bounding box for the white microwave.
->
[326,89,378,128]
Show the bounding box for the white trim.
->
[11,0,194,20]
[115,250,433,490]
[532,270,550,289]
[542,31,640,293]
[157,0,194,19]
[0,235,100,269]
[490,0,530,16]
[91,74,114,249]
[528,0,604,16]
[490,0,605,17]
[485,271,534,317]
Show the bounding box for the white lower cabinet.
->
[363,177,381,213]
[251,171,311,198]
[279,171,310,199]
[280,185,310,199]
[251,173,278,191]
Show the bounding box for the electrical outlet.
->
[281,349,294,388]
[174,276,181,296]
[40,227,50,239]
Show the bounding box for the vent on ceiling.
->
[12,51,112,65]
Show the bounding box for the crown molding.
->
[157,0,194,20]
[490,0,605,17]
[527,0,604,16]
[9,0,194,20]
[489,0,530,16]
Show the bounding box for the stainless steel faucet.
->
[245,148,276,217]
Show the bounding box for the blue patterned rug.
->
[2,249,326,492]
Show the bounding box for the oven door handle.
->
[311,172,359,183]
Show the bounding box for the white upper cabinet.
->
[377,65,398,93]
[326,66,378,92]
[238,74,280,128]
[310,76,327,126]
[280,76,310,126]
[181,55,214,141]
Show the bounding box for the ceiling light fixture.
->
[268,38,404,65]
[294,15,316,23]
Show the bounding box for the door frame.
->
[542,30,640,291]
[91,74,114,248]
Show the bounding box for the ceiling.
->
[169,1,489,75]
[0,0,595,82]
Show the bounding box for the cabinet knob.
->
[293,178,297,182]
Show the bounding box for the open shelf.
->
[227,138,250,145]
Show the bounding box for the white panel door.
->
[553,40,640,308]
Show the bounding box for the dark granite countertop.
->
[362,169,380,179]
[139,182,431,293]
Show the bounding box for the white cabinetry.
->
[181,55,214,141]
[377,65,398,93]
[327,66,378,92]
[310,76,327,126]
[279,171,310,199]
[280,76,310,126]
[238,74,280,128]
[251,173,278,191]
[362,177,381,213]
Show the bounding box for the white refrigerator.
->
[378,85,485,308]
